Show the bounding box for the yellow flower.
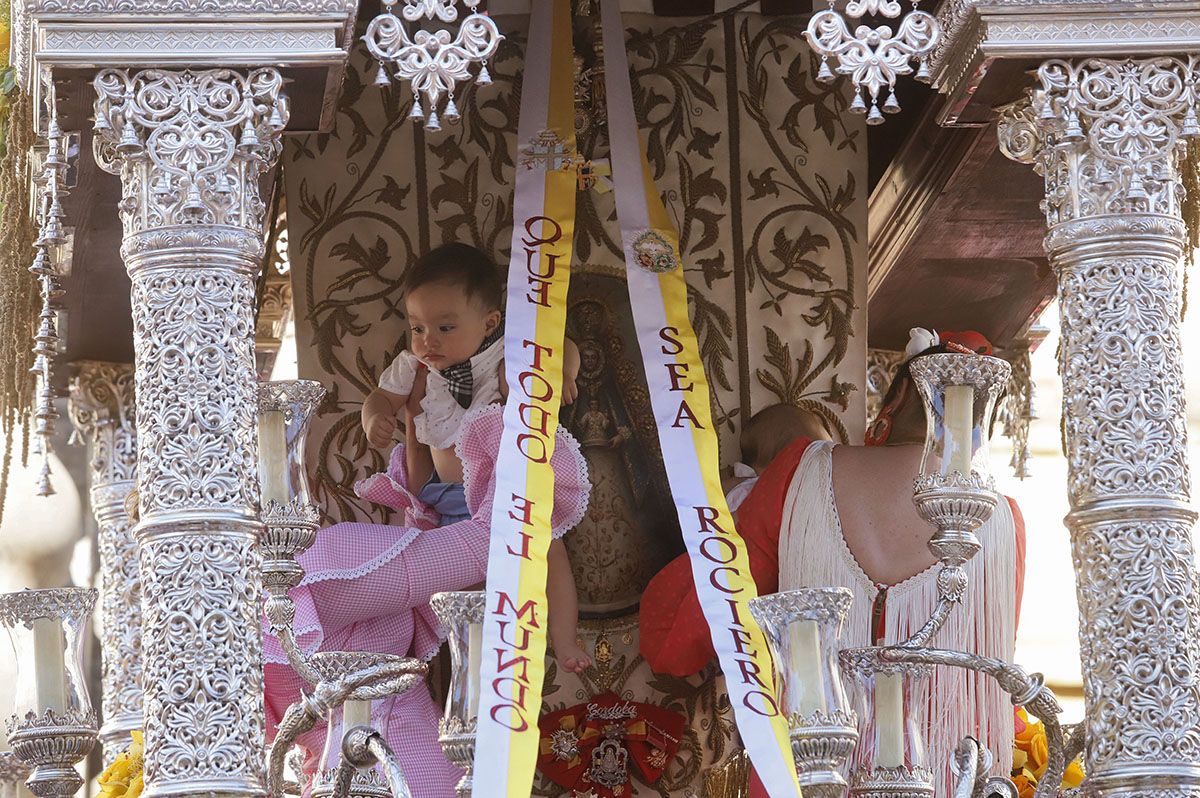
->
[1029,732,1049,775]
[1063,759,1085,788]
[126,772,144,798]
[98,731,144,798]
[1013,772,1036,798]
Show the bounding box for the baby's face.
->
[405,281,500,369]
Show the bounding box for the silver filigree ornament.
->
[92,68,290,798]
[804,0,941,124]
[363,0,502,131]
[30,69,72,497]
[998,58,1200,798]
[66,362,140,760]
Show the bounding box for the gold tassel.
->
[1181,138,1200,319]
[0,89,40,525]
[702,750,750,798]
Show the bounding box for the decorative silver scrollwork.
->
[92,68,288,798]
[67,362,140,761]
[1001,57,1200,798]
[805,0,940,124]
[363,0,502,131]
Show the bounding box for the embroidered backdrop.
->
[285,11,866,796]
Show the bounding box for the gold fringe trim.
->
[1183,138,1200,319]
[703,750,749,798]
[0,89,39,524]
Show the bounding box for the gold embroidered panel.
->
[285,11,866,796]
[286,11,866,528]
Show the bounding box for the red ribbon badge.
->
[537,692,686,797]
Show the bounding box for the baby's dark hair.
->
[403,243,503,311]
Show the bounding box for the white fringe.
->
[779,441,1016,797]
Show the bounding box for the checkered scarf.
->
[439,324,503,409]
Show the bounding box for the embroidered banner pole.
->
[598,0,801,794]
[472,0,577,794]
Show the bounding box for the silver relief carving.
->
[93,68,288,798]
[67,362,139,760]
[1001,57,1200,798]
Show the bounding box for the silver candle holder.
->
[258,379,328,685]
[900,353,1010,647]
[0,589,98,798]
[429,591,485,798]
[749,588,859,798]
[839,648,934,798]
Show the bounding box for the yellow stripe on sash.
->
[474,1,577,795]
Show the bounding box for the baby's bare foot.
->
[556,642,593,674]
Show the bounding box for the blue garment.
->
[418,477,470,525]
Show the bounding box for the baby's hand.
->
[562,374,579,406]
[555,640,592,674]
[365,413,396,448]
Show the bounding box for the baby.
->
[361,243,592,673]
[723,403,833,514]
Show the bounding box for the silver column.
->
[67,361,138,760]
[1001,57,1200,798]
[92,68,288,798]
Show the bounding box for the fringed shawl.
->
[778,441,1017,796]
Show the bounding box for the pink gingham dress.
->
[263,404,591,796]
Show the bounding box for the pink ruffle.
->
[353,441,439,530]
[263,404,592,781]
[457,404,591,538]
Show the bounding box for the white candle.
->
[318,708,336,771]
[943,385,975,476]
[258,410,289,505]
[467,621,483,721]
[31,617,66,714]
[875,672,905,768]
[343,699,373,731]
[787,619,827,716]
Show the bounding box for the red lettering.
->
[492,676,530,710]
[671,399,703,429]
[517,433,548,463]
[508,494,533,525]
[709,566,743,595]
[496,620,533,649]
[725,598,745,626]
[737,658,771,690]
[493,592,541,627]
[523,215,564,247]
[524,248,560,280]
[700,535,737,564]
[730,627,757,656]
[742,690,780,717]
[666,362,694,392]
[519,402,551,436]
[489,702,529,732]
[495,650,531,682]
[506,531,533,560]
[659,326,684,356]
[519,370,554,402]
[695,506,731,536]
[523,340,554,371]
[527,275,551,307]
